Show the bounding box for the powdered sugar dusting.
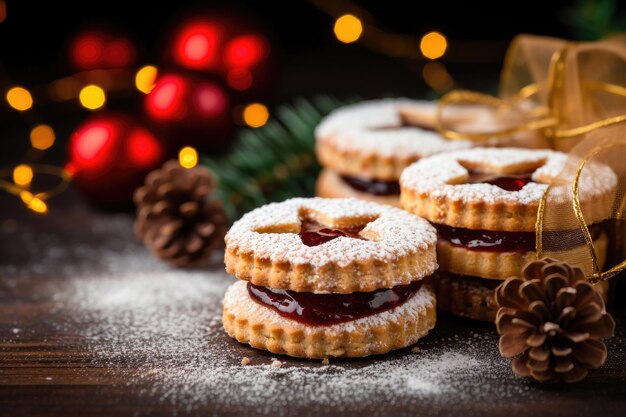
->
[0,207,585,415]
[400,147,617,205]
[226,197,437,269]
[315,99,474,157]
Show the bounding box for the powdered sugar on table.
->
[0,205,542,416]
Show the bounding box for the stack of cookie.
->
[315,99,549,208]
[400,147,615,321]
[222,197,438,358]
[315,99,474,207]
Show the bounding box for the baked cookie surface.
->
[225,197,438,293]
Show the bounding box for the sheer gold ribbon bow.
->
[436,34,626,282]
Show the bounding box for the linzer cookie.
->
[315,99,475,207]
[222,197,438,358]
[315,99,549,207]
[400,147,616,321]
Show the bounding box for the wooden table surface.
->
[1,191,625,417]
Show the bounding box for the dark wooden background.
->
[1,190,625,417]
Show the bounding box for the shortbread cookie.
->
[436,229,608,279]
[223,280,436,358]
[428,272,501,322]
[430,271,610,322]
[400,148,615,322]
[400,147,617,232]
[315,99,475,181]
[225,197,438,293]
[316,168,401,207]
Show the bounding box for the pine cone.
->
[495,258,615,383]
[134,160,227,267]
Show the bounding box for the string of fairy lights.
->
[310,0,455,92]
[2,1,453,214]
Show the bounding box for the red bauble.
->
[144,71,234,154]
[67,114,164,207]
[69,29,137,71]
[166,16,270,93]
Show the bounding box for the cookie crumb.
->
[241,357,251,366]
[271,358,283,368]
[411,346,421,354]
[321,358,330,365]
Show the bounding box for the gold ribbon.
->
[436,34,626,282]
[436,35,626,145]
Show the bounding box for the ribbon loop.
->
[436,34,626,282]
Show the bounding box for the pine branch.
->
[203,96,348,221]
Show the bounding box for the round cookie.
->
[316,168,401,207]
[225,197,438,293]
[315,99,474,181]
[400,147,617,232]
[223,280,436,358]
[400,147,616,322]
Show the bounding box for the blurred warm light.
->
[174,21,222,70]
[0,1,6,23]
[6,87,33,111]
[70,30,136,70]
[195,83,227,117]
[49,77,81,102]
[70,116,163,174]
[72,122,113,171]
[243,103,269,128]
[145,74,187,121]
[127,128,163,167]
[420,31,447,60]
[423,61,454,92]
[224,35,268,68]
[227,68,253,90]
[334,14,362,44]
[179,146,198,168]
[13,165,33,187]
[20,191,48,214]
[79,85,106,110]
[135,65,158,94]
[30,124,56,150]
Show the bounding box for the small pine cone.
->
[495,258,615,383]
[134,160,227,267]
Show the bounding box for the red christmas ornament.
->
[67,113,164,207]
[167,16,270,92]
[144,71,234,153]
[69,29,137,71]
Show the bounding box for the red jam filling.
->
[247,280,422,326]
[467,170,534,192]
[340,175,401,196]
[435,223,604,253]
[299,220,367,247]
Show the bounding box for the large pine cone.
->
[134,160,227,267]
[495,258,615,383]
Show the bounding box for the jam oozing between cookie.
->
[247,280,422,326]
[299,220,367,247]
[467,170,534,192]
[340,175,401,196]
[435,223,604,253]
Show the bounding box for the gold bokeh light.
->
[242,103,269,128]
[179,146,198,169]
[420,31,447,60]
[334,14,363,44]
[6,86,33,111]
[30,124,56,150]
[135,65,158,94]
[13,164,33,187]
[79,85,106,110]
